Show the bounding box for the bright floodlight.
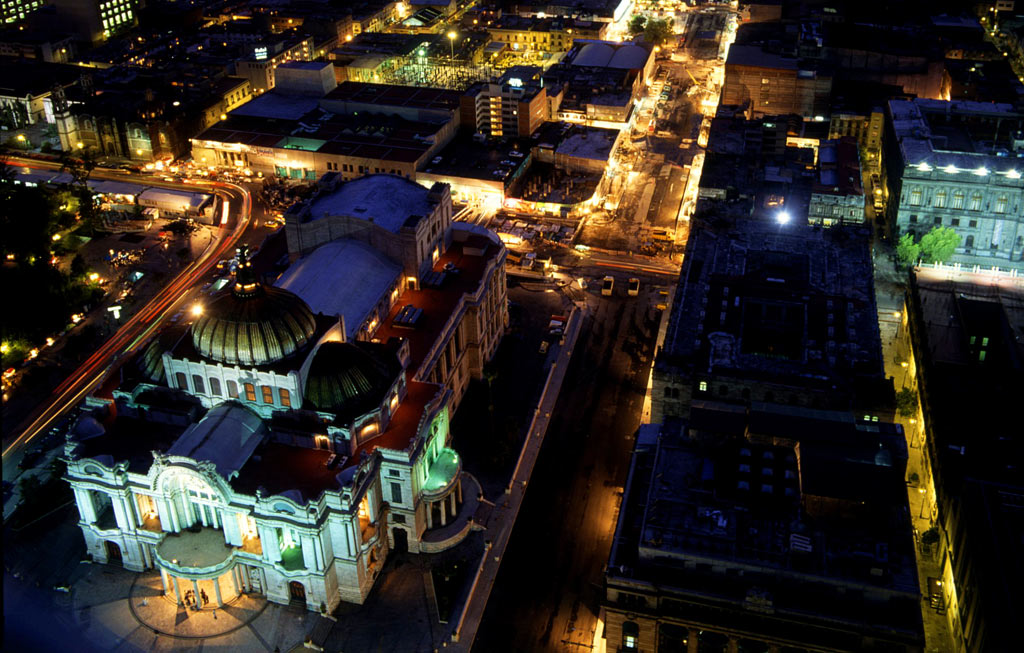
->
[776,210,791,225]
[191,304,204,317]
[447,31,457,40]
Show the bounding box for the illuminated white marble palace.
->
[62,174,507,611]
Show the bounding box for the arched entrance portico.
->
[392,527,408,553]
[289,581,306,603]
[105,541,123,563]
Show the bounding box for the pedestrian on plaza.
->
[200,589,208,607]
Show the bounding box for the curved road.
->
[1,158,253,474]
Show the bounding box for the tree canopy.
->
[628,15,647,35]
[895,233,920,268]
[644,18,674,46]
[918,226,960,263]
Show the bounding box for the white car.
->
[628,278,640,296]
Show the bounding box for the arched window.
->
[227,380,238,398]
[933,189,946,208]
[192,375,205,394]
[969,192,983,211]
[279,388,291,407]
[994,195,1008,214]
[622,621,639,650]
[952,191,965,209]
[261,385,274,404]
[209,377,222,396]
[908,187,922,206]
[175,372,187,390]
[966,235,974,249]
[244,383,256,402]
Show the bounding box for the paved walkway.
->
[127,570,268,638]
[449,304,587,650]
[872,246,954,653]
[70,565,318,652]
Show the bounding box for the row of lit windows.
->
[908,187,1010,213]
[174,372,291,407]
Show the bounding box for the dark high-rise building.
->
[605,402,924,652]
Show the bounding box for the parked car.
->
[628,278,640,296]
[602,276,614,296]
[539,340,550,354]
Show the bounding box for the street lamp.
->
[447,31,457,84]
[775,210,791,225]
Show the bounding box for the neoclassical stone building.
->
[885,98,1024,268]
[63,176,507,611]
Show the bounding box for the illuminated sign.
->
[508,78,523,88]
[254,46,268,61]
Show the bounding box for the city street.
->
[1,157,255,497]
[474,287,660,652]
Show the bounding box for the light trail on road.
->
[2,160,252,464]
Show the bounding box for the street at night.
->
[3,1,1023,652]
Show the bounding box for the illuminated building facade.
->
[885,98,1024,269]
[461,66,554,139]
[807,137,866,226]
[51,0,138,44]
[235,35,315,94]
[1,0,43,25]
[191,71,461,181]
[64,176,507,612]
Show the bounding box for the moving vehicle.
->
[602,276,614,296]
[628,278,640,296]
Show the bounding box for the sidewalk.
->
[448,304,587,650]
[872,248,954,653]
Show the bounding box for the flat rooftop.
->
[608,417,922,647]
[323,81,461,113]
[419,131,530,185]
[196,108,446,165]
[660,218,884,389]
[305,174,436,233]
[889,98,1024,171]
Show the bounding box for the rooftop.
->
[275,239,402,337]
[167,402,266,479]
[373,230,501,378]
[554,125,618,162]
[323,81,462,114]
[304,174,435,233]
[659,217,885,401]
[609,413,922,646]
[889,98,1024,173]
[198,104,447,165]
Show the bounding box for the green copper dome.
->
[191,259,317,367]
[304,342,396,416]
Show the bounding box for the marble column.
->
[426,502,433,529]
[112,498,129,531]
[171,576,183,605]
[159,568,169,593]
[230,566,240,594]
[142,543,153,569]
[449,491,457,518]
[440,499,447,527]
[191,579,201,609]
[457,478,463,503]
[213,576,223,607]
[300,535,314,571]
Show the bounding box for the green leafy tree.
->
[644,18,674,46]
[895,387,917,418]
[628,14,647,35]
[919,226,961,263]
[70,253,88,278]
[895,233,920,267]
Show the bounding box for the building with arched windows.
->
[885,98,1024,269]
[63,175,507,612]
